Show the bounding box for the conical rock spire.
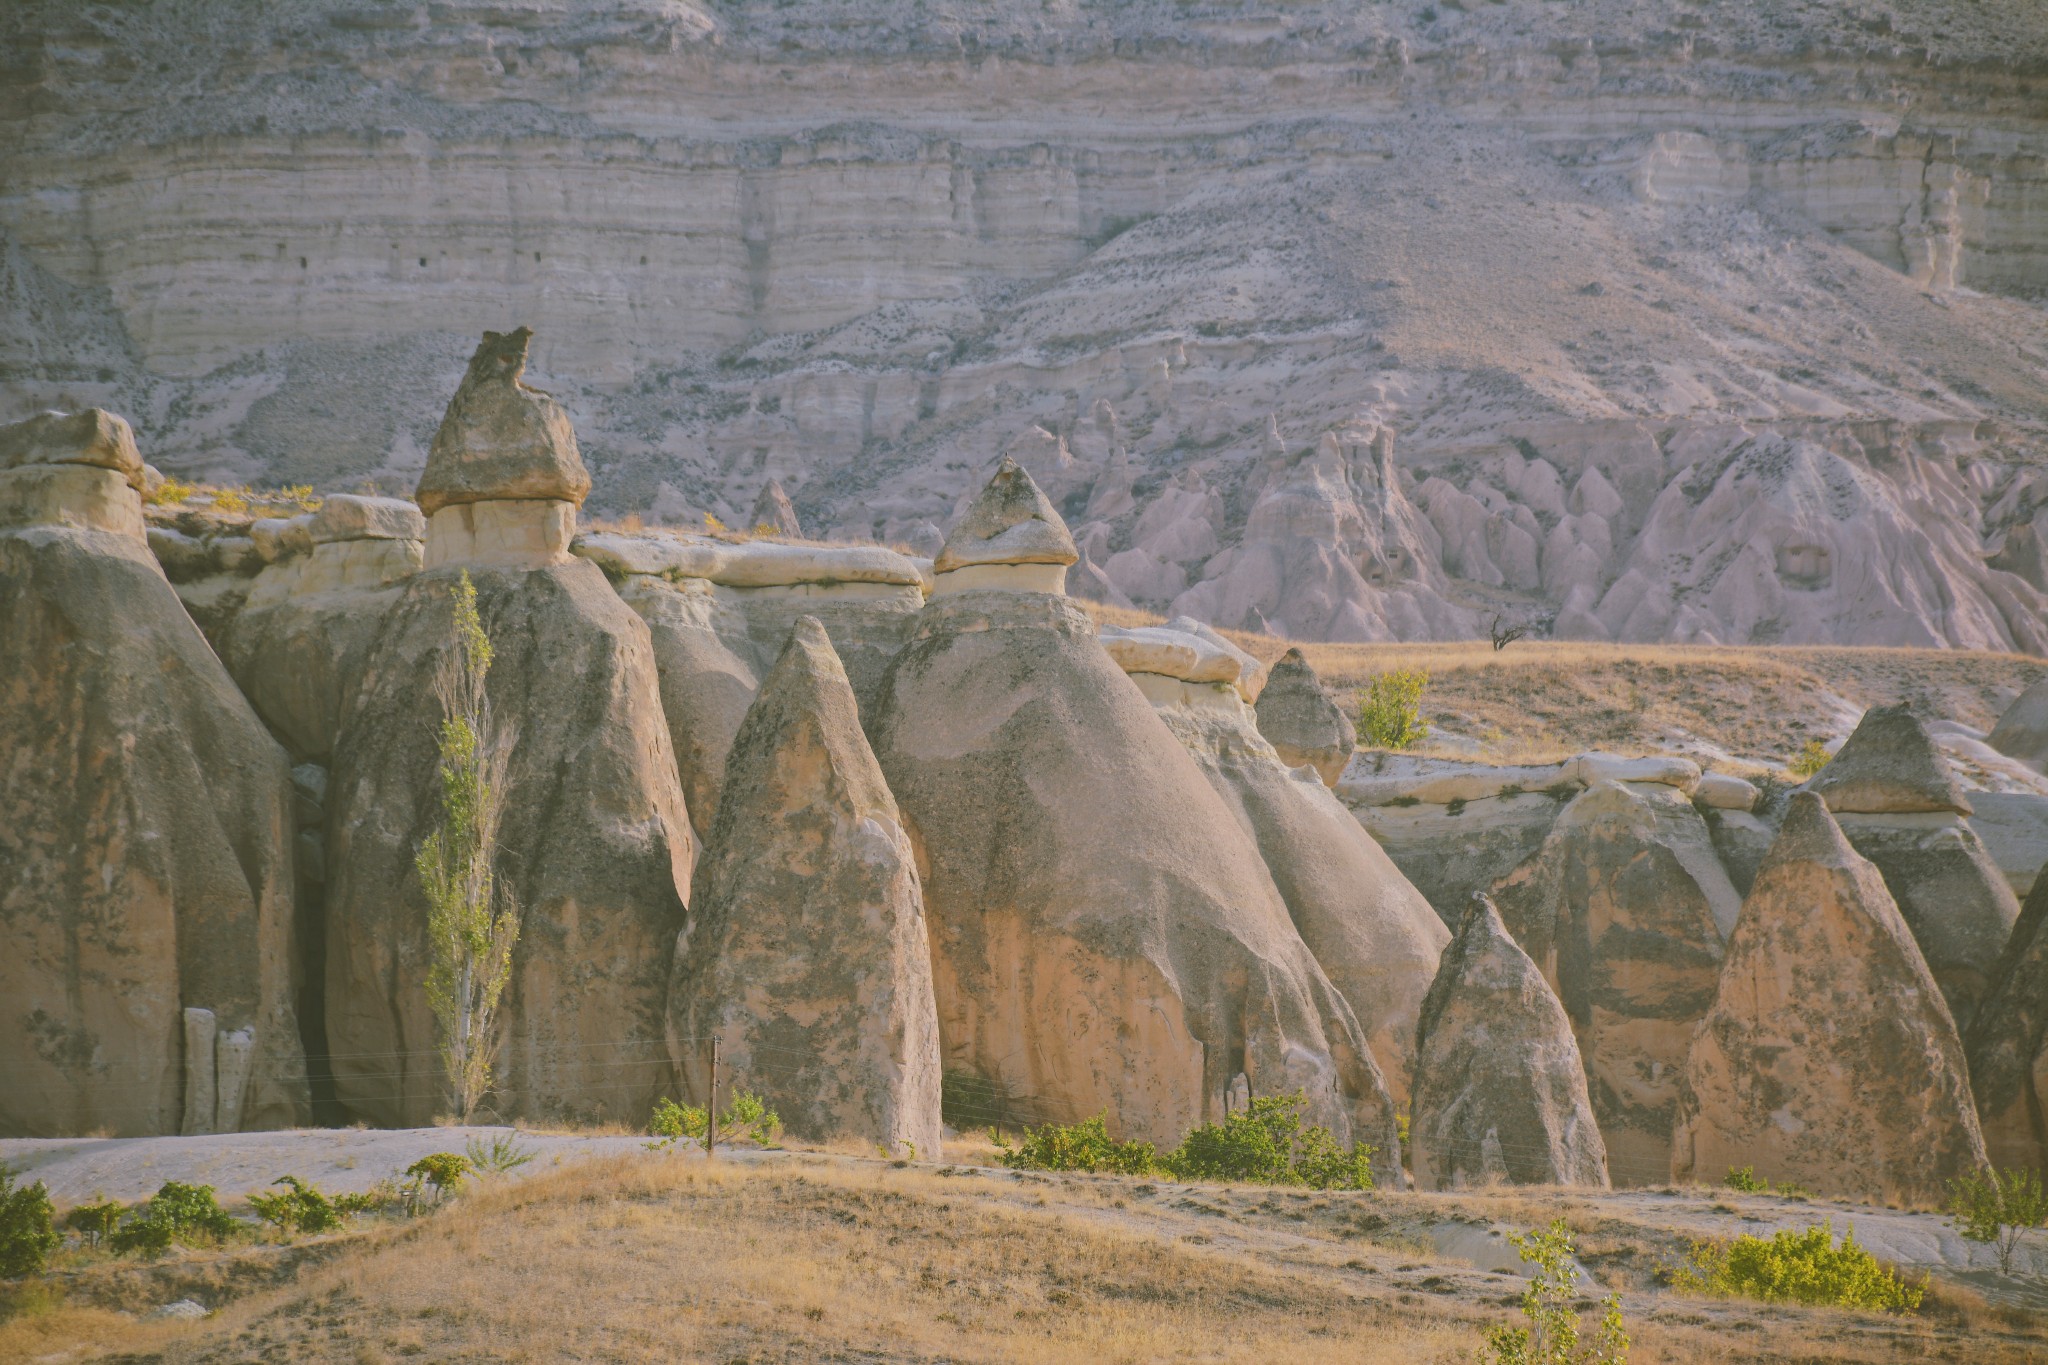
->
[936,456,1078,573]
[416,327,590,516]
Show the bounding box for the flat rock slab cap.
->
[415,327,590,516]
[1808,705,1972,815]
[0,409,144,488]
[1097,622,1250,691]
[934,456,1078,572]
[308,495,426,544]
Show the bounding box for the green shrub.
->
[998,1115,1158,1175]
[465,1133,536,1175]
[0,1163,59,1277]
[247,1176,344,1235]
[1483,1219,1628,1365]
[1161,1093,1376,1191]
[109,1181,237,1255]
[1357,669,1429,750]
[1672,1222,1922,1313]
[400,1154,474,1213]
[648,1097,708,1150]
[1948,1166,2047,1276]
[1787,739,1831,779]
[63,1198,125,1249]
[720,1090,783,1147]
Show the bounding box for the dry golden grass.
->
[1073,602,2048,771]
[10,1154,2043,1365]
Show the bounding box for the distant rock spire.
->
[932,457,1078,595]
[748,478,801,537]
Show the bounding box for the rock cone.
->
[749,479,801,537]
[0,410,307,1136]
[1808,705,1972,816]
[1490,780,1736,1182]
[931,455,1078,586]
[1673,793,1987,1206]
[1253,648,1356,787]
[1966,874,2048,1174]
[870,463,1398,1160]
[1410,896,1609,1191]
[1989,679,2048,772]
[414,328,590,517]
[668,618,943,1156]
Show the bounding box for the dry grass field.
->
[1079,604,2048,773]
[5,1148,2043,1365]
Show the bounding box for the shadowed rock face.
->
[1989,679,2048,771]
[1489,781,1736,1183]
[1,409,307,1137]
[1674,794,1986,1207]
[1253,648,1356,787]
[414,328,590,518]
[1967,874,2048,1174]
[1410,896,1608,1192]
[1809,704,1973,816]
[669,617,943,1156]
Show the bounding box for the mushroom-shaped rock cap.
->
[1097,619,1264,700]
[1254,648,1355,785]
[0,409,145,489]
[415,328,591,517]
[934,456,1078,573]
[1807,705,1971,816]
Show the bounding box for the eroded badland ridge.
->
[5,0,2048,649]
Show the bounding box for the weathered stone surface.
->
[748,478,801,537]
[1099,622,1256,696]
[1696,772,1760,812]
[414,328,590,516]
[1989,679,2048,772]
[1350,793,1567,928]
[1562,752,1701,795]
[1837,812,2020,1032]
[1967,792,2048,898]
[1490,781,1737,1183]
[1411,896,1609,1191]
[870,579,1397,1159]
[1808,705,1974,815]
[1254,649,1356,787]
[425,499,576,569]
[0,408,144,487]
[1966,872,2048,1174]
[1339,755,1571,808]
[325,559,693,1125]
[668,618,943,1156]
[0,465,145,538]
[931,456,1078,574]
[0,521,308,1136]
[1674,793,1987,1206]
[220,567,414,764]
[1115,624,1447,1104]
[308,494,427,544]
[575,531,924,589]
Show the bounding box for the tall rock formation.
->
[1810,705,2019,1030]
[1966,873,2048,1174]
[0,409,308,1136]
[1410,896,1609,1192]
[1253,648,1356,787]
[869,460,1399,1161]
[1099,618,1446,1104]
[748,479,802,537]
[1673,793,1987,1206]
[324,332,694,1126]
[668,617,942,1156]
[1490,780,1738,1183]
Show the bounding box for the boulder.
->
[1674,794,1987,1206]
[1490,781,1738,1183]
[413,328,590,516]
[1966,873,2048,1174]
[1695,772,1759,812]
[668,618,943,1156]
[1108,622,1447,1104]
[1561,752,1701,795]
[1410,897,1609,1191]
[1989,678,2048,772]
[930,455,1077,592]
[1253,649,1356,787]
[0,410,307,1137]
[0,408,144,484]
[868,463,1398,1160]
[308,495,427,545]
[748,478,802,537]
[1807,705,1973,815]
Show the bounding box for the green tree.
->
[1948,1166,2048,1276]
[998,1114,1158,1175]
[0,1163,59,1276]
[1358,669,1430,750]
[1788,739,1831,779]
[401,1154,475,1214]
[416,571,522,1122]
[247,1176,344,1235]
[1161,1092,1376,1191]
[1485,1220,1628,1365]
[63,1198,125,1249]
[108,1181,237,1255]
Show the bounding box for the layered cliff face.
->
[2,1,2046,648]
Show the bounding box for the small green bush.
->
[63,1198,125,1249]
[1162,1093,1376,1191]
[1948,1166,2047,1275]
[1358,669,1429,750]
[109,1181,237,1255]
[1672,1222,1922,1313]
[1721,1166,1807,1198]
[649,1096,708,1148]
[720,1090,783,1148]
[1787,739,1831,779]
[0,1163,59,1276]
[400,1154,474,1213]
[465,1133,536,1175]
[247,1176,344,1235]
[1482,1219,1628,1365]
[998,1115,1158,1175]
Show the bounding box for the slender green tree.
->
[415,571,520,1121]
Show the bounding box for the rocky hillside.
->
[4,0,2047,648]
